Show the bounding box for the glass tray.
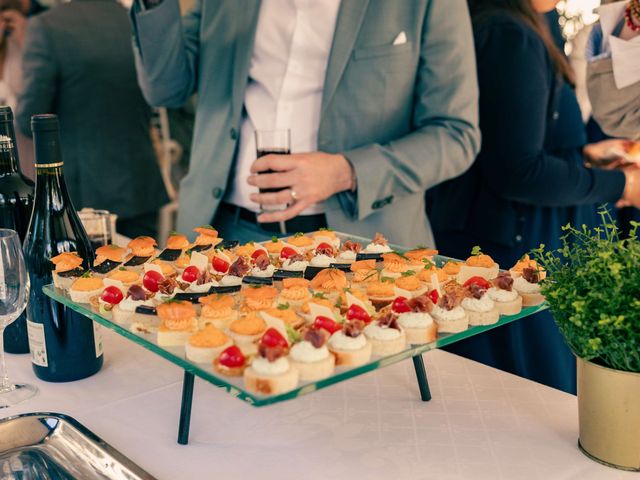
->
[42,233,547,407]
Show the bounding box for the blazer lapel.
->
[321,0,370,115]
[231,0,261,117]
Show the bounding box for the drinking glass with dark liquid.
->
[255,129,291,213]
[78,208,115,251]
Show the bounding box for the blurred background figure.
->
[586,0,640,140]
[16,0,168,238]
[0,0,45,179]
[426,0,640,394]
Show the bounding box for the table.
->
[2,330,635,480]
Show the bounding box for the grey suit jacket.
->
[17,0,169,219]
[587,57,640,140]
[131,0,480,247]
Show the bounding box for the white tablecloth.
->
[2,329,636,480]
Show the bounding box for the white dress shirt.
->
[224,0,341,214]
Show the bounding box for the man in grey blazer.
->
[17,0,168,238]
[131,0,480,247]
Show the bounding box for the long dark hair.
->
[468,0,575,86]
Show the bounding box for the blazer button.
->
[212,187,223,199]
[515,234,523,243]
[552,111,560,120]
[230,128,238,140]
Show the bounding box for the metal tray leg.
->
[177,371,195,445]
[412,354,432,402]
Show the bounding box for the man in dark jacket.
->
[17,0,168,238]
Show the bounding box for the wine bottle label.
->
[93,322,104,358]
[27,319,48,367]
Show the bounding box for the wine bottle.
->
[23,114,103,382]
[0,106,34,354]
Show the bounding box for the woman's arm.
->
[476,21,625,207]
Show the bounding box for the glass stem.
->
[0,326,10,392]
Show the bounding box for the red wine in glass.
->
[256,147,290,193]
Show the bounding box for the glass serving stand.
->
[43,233,547,445]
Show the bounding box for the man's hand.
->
[247,152,355,223]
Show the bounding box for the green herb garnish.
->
[293,232,304,238]
[380,276,394,283]
[422,259,435,269]
[471,245,483,256]
[271,236,278,243]
[401,270,416,277]
[277,303,290,310]
[198,225,215,230]
[286,324,301,344]
[81,271,91,278]
[313,292,327,299]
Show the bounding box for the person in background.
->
[17,0,168,238]
[0,0,40,179]
[586,0,640,140]
[129,0,480,246]
[426,0,640,394]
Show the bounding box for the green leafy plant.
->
[531,210,640,373]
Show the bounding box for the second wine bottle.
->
[23,114,104,382]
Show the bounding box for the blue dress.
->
[426,12,626,394]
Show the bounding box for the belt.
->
[220,202,328,234]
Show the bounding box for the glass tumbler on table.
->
[78,208,114,252]
[0,228,37,408]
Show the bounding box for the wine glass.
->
[0,229,37,408]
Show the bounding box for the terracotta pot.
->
[577,357,640,471]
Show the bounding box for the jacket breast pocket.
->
[352,41,413,61]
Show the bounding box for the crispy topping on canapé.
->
[228,257,251,277]
[127,236,157,257]
[366,280,395,297]
[95,245,127,263]
[71,276,103,291]
[377,312,400,330]
[493,272,514,291]
[107,268,139,284]
[51,252,83,272]
[166,233,190,250]
[372,232,388,245]
[304,328,329,348]
[408,294,434,313]
[343,320,365,338]
[350,259,376,272]
[156,301,195,329]
[522,267,541,284]
[193,226,221,247]
[442,261,462,275]
[188,325,229,348]
[466,254,495,268]
[404,248,438,263]
[230,314,266,335]
[310,268,347,291]
[395,274,421,291]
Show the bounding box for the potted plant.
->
[532,210,640,471]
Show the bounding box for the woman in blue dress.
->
[426,0,639,393]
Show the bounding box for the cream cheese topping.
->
[398,312,434,329]
[432,305,466,321]
[329,331,367,351]
[281,259,309,271]
[488,287,519,302]
[364,324,402,341]
[309,254,334,267]
[461,295,495,313]
[251,356,290,376]
[363,243,392,254]
[250,264,275,277]
[513,276,541,294]
[289,341,330,363]
[219,275,243,286]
